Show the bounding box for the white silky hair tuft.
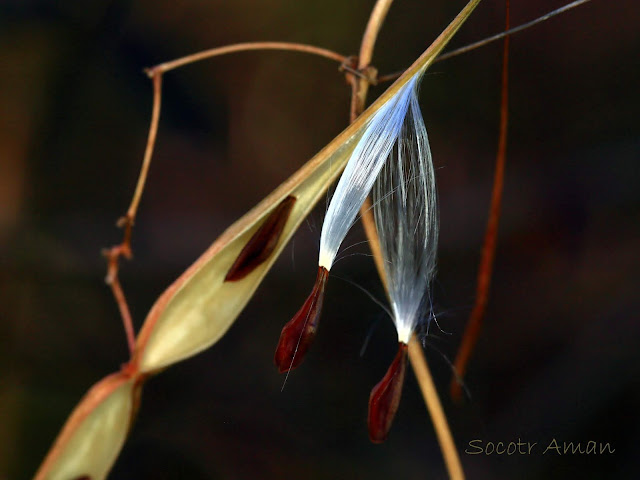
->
[318,74,420,270]
[373,78,438,344]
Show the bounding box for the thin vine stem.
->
[349,0,393,119]
[437,0,590,63]
[409,338,465,480]
[147,41,347,76]
[102,73,162,357]
[110,277,136,354]
[122,73,162,228]
[450,0,511,402]
[376,0,594,84]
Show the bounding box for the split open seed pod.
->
[133,0,482,374]
[33,372,140,480]
[34,1,482,477]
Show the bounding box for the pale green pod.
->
[135,130,363,372]
[33,1,483,478]
[34,372,138,480]
[134,0,482,374]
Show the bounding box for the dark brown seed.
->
[225,195,296,282]
[368,342,408,443]
[274,266,329,373]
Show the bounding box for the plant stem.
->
[349,0,394,119]
[437,0,590,63]
[102,74,162,356]
[123,73,162,228]
[376,0,594,84]
[110,277,136,355]
[408,338,465,480]
[147,41,346,75]
[450,0,510,403]
[352,0,464,478]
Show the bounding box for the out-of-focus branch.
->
[146,41,347,76]
[450,0,510,403]
[376,0,594,84]
[102,73,162,356]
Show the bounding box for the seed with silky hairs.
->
[275,73,423,374]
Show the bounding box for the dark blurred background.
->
[1,0,639,478]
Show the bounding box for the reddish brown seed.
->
[368,342,408,443]
[225,195,297,282]
[274,266,329,373]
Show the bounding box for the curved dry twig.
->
[450,0,510,403]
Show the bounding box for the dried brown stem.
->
[351,0,464,478]
[349,0,391,288]
[103,227,134,353]
[147,41,347,76]
[349,0,392,120]
[122,73,163,228]
[360,197,386,281]
[408,338,465,480]
[102,74,162,356]
[110,277,136,355]
[376,0,593,84]
[438,0,589,63]
[450,0,510,403]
